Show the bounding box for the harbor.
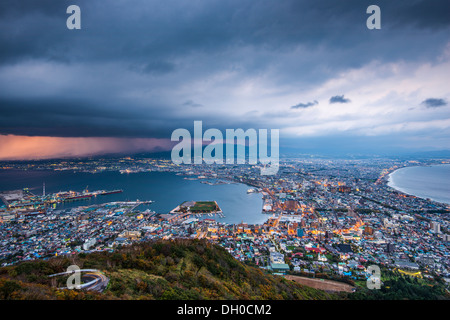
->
[0,170,265,225]
[0,186,124,212]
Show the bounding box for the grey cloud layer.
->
[0,0,449,143]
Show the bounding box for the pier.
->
[0,188,124,211]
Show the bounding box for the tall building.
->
[386,242,395,253]
[430,221,441,234]
[288,223,298,235]
[285,199,299,212]
[364,226,374,235]
[338,186,351,193]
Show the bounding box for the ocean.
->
[388,164,450,205]
[0,170,267,225]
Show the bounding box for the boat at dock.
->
[61,189,123,201]
[98,189,123,196]
[63,193,94,201]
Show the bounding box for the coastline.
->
[0,170,266,225]
[387,164,450,206]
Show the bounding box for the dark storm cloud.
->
[329,95,351,104]
[421,98,447,108]
[0,0,449,140]
[1,0,448,66]
[0,97,178,138]
[182,100,203,108]
[390,0,450,30]
[291,100,318,109]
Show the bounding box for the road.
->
[81,272,109,292]
[49,269,109,293]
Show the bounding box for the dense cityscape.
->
[1,156,449,295]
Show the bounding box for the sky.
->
[0,0,449,160]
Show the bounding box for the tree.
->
[0,280,22,300]
[193,255,205,275]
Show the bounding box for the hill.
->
[0,239,338,300]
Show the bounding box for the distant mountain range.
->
[1,145,449,163]
[132,148,450,161]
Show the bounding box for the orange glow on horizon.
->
[0,134,174,160]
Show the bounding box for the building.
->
[386,242,395,253]
[285,200,299,212]
[430,221,441,234]
[270,263,290,274]
[443,234,450,242]
[270,251,285,264]
[269,251,290,274]
[394,259,420,270]
[338,186,351,193]
[0,213,16,223]
[83,238,96,251]
[118,230,141,240]
[364,226,374,235]
[337,244,352,254]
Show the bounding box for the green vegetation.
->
[189,201,219,213]
[176,201,220,214]
[349,269,449,300]
[1,240,447,300]
[0,239,336,300]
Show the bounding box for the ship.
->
[98,189,123,196]
[61,188,122,201]
[63,193,95,201]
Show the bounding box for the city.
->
[0,0,449,311]
[1,156,449,296]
